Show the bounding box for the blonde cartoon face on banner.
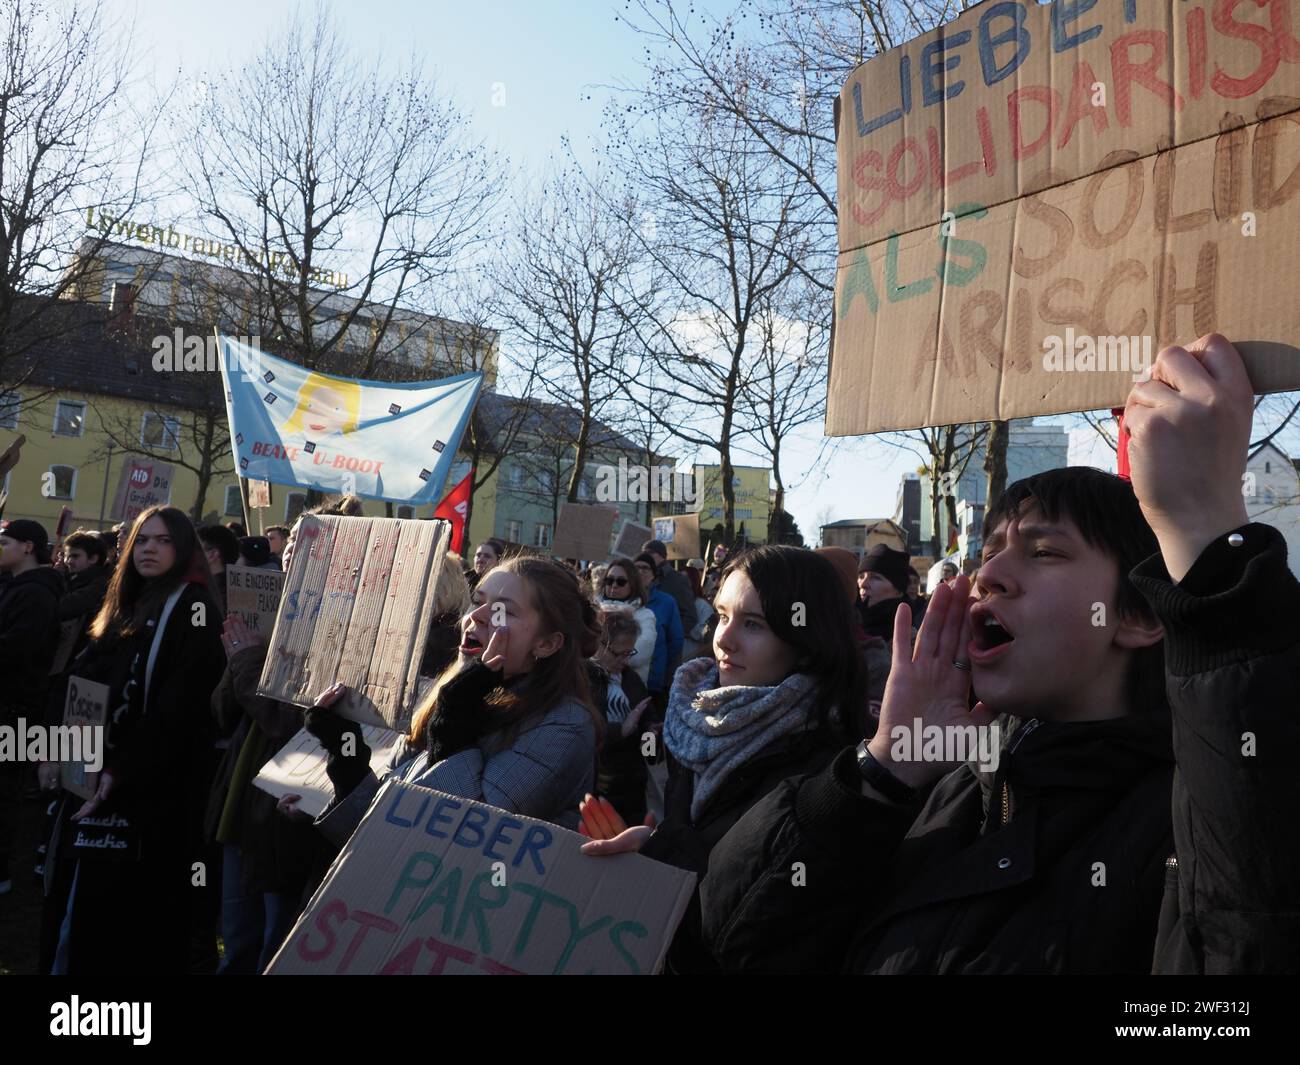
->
[281,374,363,439]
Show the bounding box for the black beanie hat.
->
[860,543,910,595]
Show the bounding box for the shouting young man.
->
[699,334,1300,974]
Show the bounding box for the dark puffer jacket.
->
[0,565,64,717]
[641,728,842,974]
[699,524,1300,974]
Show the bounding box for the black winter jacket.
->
[0,565,64,716]
[642,728,843,973]
[699,523,1300,974]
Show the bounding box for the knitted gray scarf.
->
[664,657,820,822]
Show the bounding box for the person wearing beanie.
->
[816,547,892,721]
[237,535,276,570]
[857,543,911,642]
[0,519,64,894]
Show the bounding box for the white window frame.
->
[53,400,86,438]
[0,390,19,429]
[141,412,180,451]
[224,485,243,516]
[505,519,521,543]
[49,464,77,500]
[534,523,551,549]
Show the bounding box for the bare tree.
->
[0,0,164,400]
[86,318,234,522]
[616,2,1010,504]
[737,282,828,543]
[606,71,817,545]
[489,169,644,503]
[178,5,502,373]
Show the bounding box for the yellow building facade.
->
[692,463,772,543]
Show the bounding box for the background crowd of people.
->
[0,335,1296,976]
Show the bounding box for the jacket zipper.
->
[998,719,1039,827]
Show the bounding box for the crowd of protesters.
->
[0,334,1297,975]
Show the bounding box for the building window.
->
[0,390,19,429]
[508,465,524,488]
[534,523,551,549]
[49,465,76,499]
[505,519,521,543]
[53,400,86,437]
[538,471,554,494]
[141,412,180,450]
[448,458,471,486]
[396,504,415,519]
[577,478,589,500]
[224,485,243,516]
[1264,488,1275,504]
[286,493,307,523]
[1265,461,1271,473]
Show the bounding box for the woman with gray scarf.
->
[578,545,867,973]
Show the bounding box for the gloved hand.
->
[304,683,372,798]
[424,659,501,763]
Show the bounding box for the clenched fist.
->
[1123,333,1253,582]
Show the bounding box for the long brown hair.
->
[409,556,603,747]
[89,505,211,643]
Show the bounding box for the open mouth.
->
[459,631,484,655]
[970,606,1015,653]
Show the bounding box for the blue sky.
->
[127,0,1118,541]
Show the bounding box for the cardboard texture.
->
[111,459,174,523]
[59,676,110,801]
[830,0,1300,435]
[248,479,271,508]
[552,503,619,561]
[257,515,451,731]
[226,564,286,637]
[253,725,408,818]
[612,520,653,560]
[652,513,700,560]
[264,779,697,975]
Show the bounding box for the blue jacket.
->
[645,587,685,691]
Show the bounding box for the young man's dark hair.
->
[63,530,107,567]
[225,521,247,538]
[983,467,1166,713]
[198,524,241,567]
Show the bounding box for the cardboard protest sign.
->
[652,513,700,560]
[226,564,285,637]
[612,520,653,560]
[264,779,696,975]
[247,478,271,508]
[257,515,451,731]
[59,676,110,801]
[551,503,619,561]
[253,725,408,819]
[830,0,1300,435]
[111,459,174,523]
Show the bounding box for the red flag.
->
[434,469,473,554]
